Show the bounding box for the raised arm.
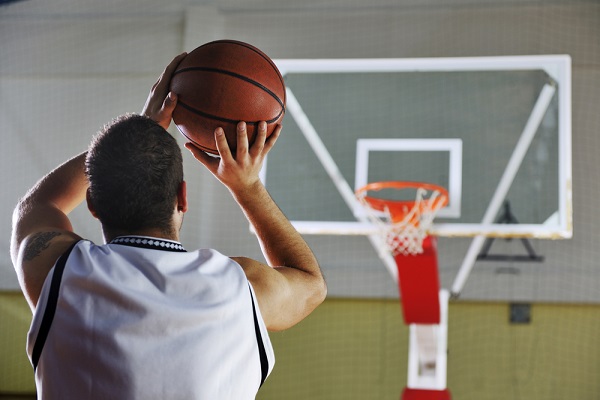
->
[10,152,88,311]
[185,122,327,331]
[11,52,187,311]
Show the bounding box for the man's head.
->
[85,114,185,238]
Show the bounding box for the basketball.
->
[170,40,286,155]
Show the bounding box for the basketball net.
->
[355,182,448,256]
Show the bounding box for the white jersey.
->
[27,236,274,400]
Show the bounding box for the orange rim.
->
[355,181,449,224]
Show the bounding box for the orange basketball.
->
[170,40,286,155]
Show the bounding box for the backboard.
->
[262,55,572,240]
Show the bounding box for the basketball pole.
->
[450,82,557,297]
[285,88,399,282]
[287,89,450,397]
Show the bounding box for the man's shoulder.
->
[17,229,83,310]
[21,230,82,261]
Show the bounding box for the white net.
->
[356,185,447,256]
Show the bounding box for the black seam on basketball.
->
[173,66,285,110]
[219,41,285,89]
[196,40,285,90]
[177,129,218,154]
[177,100,284,125]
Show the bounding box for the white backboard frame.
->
[262,55,572,239]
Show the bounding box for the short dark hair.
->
[85,114,184,235]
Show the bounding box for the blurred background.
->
[1,0,599,399]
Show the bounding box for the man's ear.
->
[86,188,99,219]
[177,181,188,213]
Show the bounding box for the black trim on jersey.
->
[249,286,269,387]
[110,236,187,252]
[31,240,81,371]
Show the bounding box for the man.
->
[11,53,326,399]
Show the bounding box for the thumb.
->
[162,92,177,115]
[152,92,177,130]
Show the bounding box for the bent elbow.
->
[309,274,327,309]
[317,277,328,304]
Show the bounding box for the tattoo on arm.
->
[23,232,62,261]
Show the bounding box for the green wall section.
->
[260,299,408,399]
[0,292,35,393]
[2,293,600,398]
[259,299,600,400]
[446,302,600,400]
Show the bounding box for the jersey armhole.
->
[31,240,80,370]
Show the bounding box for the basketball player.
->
[10,53,326,399]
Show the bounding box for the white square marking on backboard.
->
[354,138,463,219]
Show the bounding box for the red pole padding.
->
[401,387,451,400]
[394,236,441,324]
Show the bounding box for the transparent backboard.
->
[262,55,572,239]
